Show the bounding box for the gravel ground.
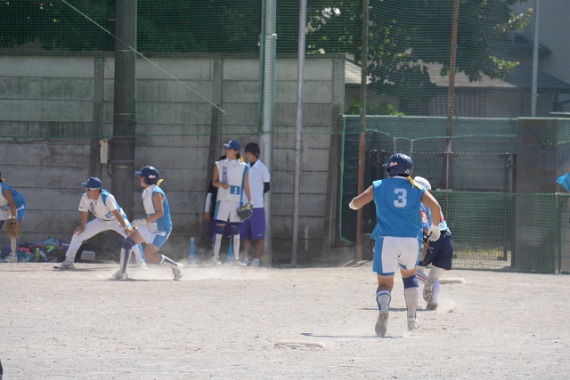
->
[1,261,569,379]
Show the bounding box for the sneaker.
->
[375,310,389,337]
[232,260,246,267]
[211,258,222,266]
[426,301,438,311]
[423,277,435,302]
[242,257,250,266]
[251,258,260,267]
[56,260,75,270]
[4,255,17,263]
[112,271,128,280]
[138,262,149,271]
[172,264,183,281]
[407,318,420,331]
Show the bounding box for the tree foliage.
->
[0,0,529,110]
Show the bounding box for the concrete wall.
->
[0,54,345,264]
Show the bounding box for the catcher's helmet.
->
[413,176,431,190]
[383,153,413,176]
[135,166,160,185]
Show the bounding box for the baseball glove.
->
[6,218,21,237]
[237,203,254,221]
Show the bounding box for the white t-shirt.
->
[246,159,270,208]
[78,190,120,221]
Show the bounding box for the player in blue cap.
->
[113,166,182,280]
[56,177,148,270]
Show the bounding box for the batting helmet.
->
[135,166,160,185]
[383,153,413,176]
[413,176,431,190]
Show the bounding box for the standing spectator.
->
[240,142,271,267]
[0,170,26,263]
[203,156,232,253]
[348,153,442,337]
[211,140,252,265]
[413,176,454,311]
[113,166,182,280]
[56,177,147,270]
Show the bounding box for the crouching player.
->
[113,166,182,281]
[414,176,454,310]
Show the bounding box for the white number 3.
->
[394,188,407,207]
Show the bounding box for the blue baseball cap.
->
[224,140,241,151]
[81,177,103,189]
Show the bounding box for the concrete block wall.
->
[0,53,345,263]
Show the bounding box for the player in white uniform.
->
[0,170,26,263]
[240,142,271,267]
[113,166,182,280]
[56,177,147,270]
[211,140,252,265]
[413,176,454,311]
[349,153,442,337]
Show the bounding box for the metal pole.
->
[531,0,541,117]
[291,0,307,266]
[111,0,137,217]
[260,0,277,258]
[356,0,369,261]
[445,0,459,189]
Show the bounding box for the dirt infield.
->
[1,261,569,379]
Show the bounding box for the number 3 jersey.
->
[215,158,249,203]
[371,176,425,239]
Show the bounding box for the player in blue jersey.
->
[56,177,147,270]
[0,170,26,263]
[349,153,442,337]
[113,166,182,280]
[211,140,252,265]
[413,176,454,311]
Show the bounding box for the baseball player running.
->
[349,153,442,337]
[113,166,182,280]
[56,177,147,270]
[413,176,454,311]
[0,170,26,263]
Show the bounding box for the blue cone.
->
[188,237,196,262]
[227,241,234,262]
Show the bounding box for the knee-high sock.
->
[403,276,420,319]
[428,266,445,302]
[159,255,177,268]
[119,249,131,274]
[10,235,18,256]
[376,288,391,312]
[232,235,240,261]
[213,234,223,260]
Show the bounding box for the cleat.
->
[231,260,246,267]
[172,264,183,281]
[242,257,250,266]
[426,301,438,311]
[407,318,420,331]
[138,262,149,271]
[251,258,260,267]
[375,310,389,337]
[423,277,435,302]
[56,260,75,270]
[112,271,128,280]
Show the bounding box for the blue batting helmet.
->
[383,153,413,176]
[135,166,160,185]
